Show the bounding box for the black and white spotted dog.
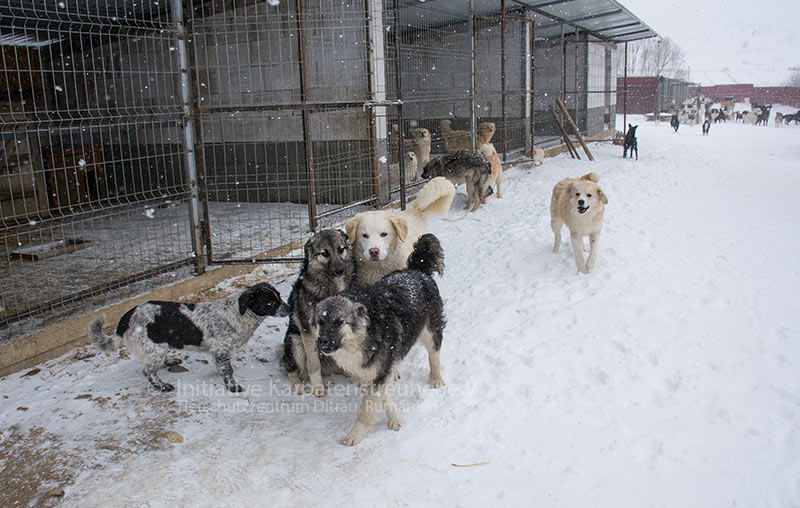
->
[282,229,354,397]
[89,282,289,392]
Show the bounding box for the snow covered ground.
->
[2,113,799,507]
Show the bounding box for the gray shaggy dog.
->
[421,150,493,211]
[315,233,446,445]
[281,229,354,396]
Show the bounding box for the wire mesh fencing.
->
[1,0,618,340]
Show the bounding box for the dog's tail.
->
[407,233,444,276]
[579,172,600,183]
[88,316,122,352]
[409,176,456,219]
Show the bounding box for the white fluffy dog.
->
[345,177,455,286]
[550,172,608,274]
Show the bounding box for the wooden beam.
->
[556,97,594,161]
[548,105,579,159]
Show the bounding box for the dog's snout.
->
[578,199,585,206]
[368,247,380,258]
[335,267,345,276]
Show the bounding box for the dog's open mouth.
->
[577,206,589,214]
[319,346,337,356]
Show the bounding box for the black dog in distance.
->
[670,114,680,132]
[623,124,638,160]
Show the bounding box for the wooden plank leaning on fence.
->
[548,105,580,160]
[555,97,594,161]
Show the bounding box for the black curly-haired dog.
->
[316,233,446,445]
[623,124,638,160]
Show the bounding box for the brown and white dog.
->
[345,177,455,286]
[550,172,608,274]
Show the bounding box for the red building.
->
[698,84,754,102]
[697,84,800,108]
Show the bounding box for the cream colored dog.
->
[389,151,418,185]
[478,142,502,198]
[550,172,608,274]
[440,120,495,153]
[392,126,432,167]
[532,146,545,166]
[345,177,455,286]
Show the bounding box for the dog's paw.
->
[312,384,326,398]
[340,423,368,446]
[339,435,359,446]
[153,383,175,393]
[428,375,445,388]
[292,382,305,396]
[387,418,403,431]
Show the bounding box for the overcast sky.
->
[620,0,798,86]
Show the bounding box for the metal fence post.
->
[295,0,318,233]
[171,0,206,274]
[469,0,476,151]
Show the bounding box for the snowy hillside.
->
[2,114,799,508]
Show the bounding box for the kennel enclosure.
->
[0,0,656,345]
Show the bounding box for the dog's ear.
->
[598,188,608,205]
[389,215,409,242]
[238,287,256,315]
[356,303,368,321]
[566,182,575,195]
[344,216,361,245]
[337,229,350,245]
[303,236,314,260]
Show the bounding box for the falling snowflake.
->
[144,208,155,219]
[78,158,87,167]
[379,156,388,164]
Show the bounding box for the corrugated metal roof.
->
[522,0,657,41]
[397,0,658,42]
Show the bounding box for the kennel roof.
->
[398,0,658,43]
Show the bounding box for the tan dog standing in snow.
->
[550,172,608,274]
[478,142,503,199]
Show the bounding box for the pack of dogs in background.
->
[388,119,547,211]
